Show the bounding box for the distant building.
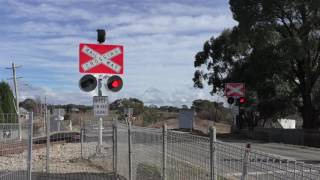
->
[71,107,80,112]
[179,110,195,129]
[52,108,65,117]
[278,119,296,129]
[19,107,28,114]
[19,107,28,119]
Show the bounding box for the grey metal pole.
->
[96,78,103,154]
[210,126,217,180]
[241,144,251,180]
[27,112,33,180]
[128,122,132,180]
[112,123,115,172]
[81,128,84,159]
[97,117,103,154]
[115,121,118,175]
[45,101,50,173]
[113,119,118,174]
[12,63,22,140]
[43,103,46,136]
[162,124,167,180]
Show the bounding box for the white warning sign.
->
[93,96,109,117]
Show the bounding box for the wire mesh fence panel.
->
[244,150,320,180]
[131,126,163,180]
[0,113,30,180]
[117,123,130,179]
[214,141,246,179]
[29,110,115,179]
[81,119,114,173]
[213,141,320,180]
[115,123,320,180]
[166,131,210,180]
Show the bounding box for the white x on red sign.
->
[225,83,245,97]
[79,43,124,74]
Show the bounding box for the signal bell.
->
[106,75,123,92]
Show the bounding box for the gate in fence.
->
[0,112,319,180]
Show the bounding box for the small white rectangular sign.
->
[93,96,109,117]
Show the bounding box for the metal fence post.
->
[241,144,251,180]
[97,117,103,154]
[209,126,217,180]
[27,112,33,180]
[46,108,50,173]
[113,119,118,175]
[128,122,133,180]
[162,124,167,180]
[81,128,84,159]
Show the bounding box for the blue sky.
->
[0,0,237,106]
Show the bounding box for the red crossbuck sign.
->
[79,43,124,74]
[225,83,245,97]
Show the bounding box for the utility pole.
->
[6,62,22,140]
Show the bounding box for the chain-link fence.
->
[0,113,32,180]
[0,112,117,180]
[115,123,320,180]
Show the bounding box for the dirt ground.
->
[0,142,113,173]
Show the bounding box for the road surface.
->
[221,138,320,165]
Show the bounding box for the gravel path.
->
[0,142,113,174]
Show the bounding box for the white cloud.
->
[0,0,236,106]
[7,1,95,22]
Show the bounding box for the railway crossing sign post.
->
[225,83,245,132]
[78,29,124,155]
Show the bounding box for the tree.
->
[111,98,144,116]
[192,99,231,122]
[0,81,16,114]
[20,98,37,112]
[181,105,189,109]
[193,0,320,129]
[0,107,4,123]
[142,107,161,126]
[230,0,320,129]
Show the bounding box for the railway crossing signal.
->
[227,97,246,105]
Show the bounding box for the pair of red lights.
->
[227,97,246,105]
[79,74,123,93]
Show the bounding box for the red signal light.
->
[239,97,246,104]
[107,75,123,92]
[111,80,120,88]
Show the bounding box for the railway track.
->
[0,132,80,156]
